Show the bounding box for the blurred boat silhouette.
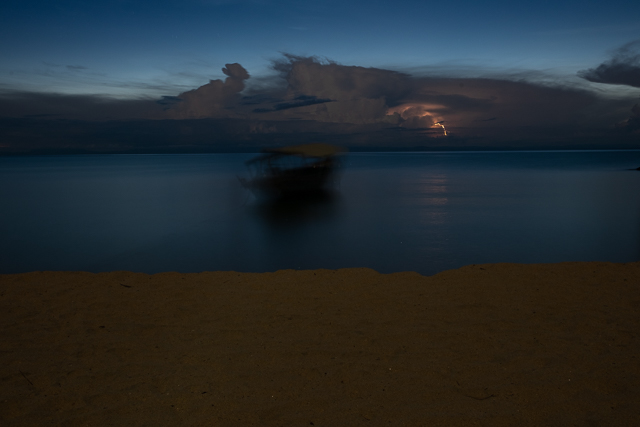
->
[239,143,345,197]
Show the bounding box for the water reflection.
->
[249,190,343,229]
[404,174,450,225]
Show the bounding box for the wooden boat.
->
[239,143,345,197]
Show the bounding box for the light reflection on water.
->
[1,151,639,275]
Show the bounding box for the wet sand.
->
[1,262,639,426]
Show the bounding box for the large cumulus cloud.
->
[163,55,630,136]
[168,63,250,119]
[1,54,639,153]
[263,54,410,124]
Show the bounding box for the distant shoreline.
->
[3,147,640,156]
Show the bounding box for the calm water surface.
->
[1,151,639,275]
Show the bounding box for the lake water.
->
[1,150,639,275]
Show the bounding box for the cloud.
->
[578,39,640,88]
[161,55,413,124]
[0,91,164,120]
[66,65,88,71]
[616,103,640,132]
[159,54,627,134]
[156,95,182,106]
[253,95,333,113]
[272,54,411,103]
[267,54,411,124]
[2,54,639,153]
[167,63,250,119]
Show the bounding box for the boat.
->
[239,143,345,197]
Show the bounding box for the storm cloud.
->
[1,54,639,154]
[166,55,629,133]
[579,40,640,88]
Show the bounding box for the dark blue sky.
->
[1,0,639,152]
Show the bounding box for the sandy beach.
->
[1,262,639,426]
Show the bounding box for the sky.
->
[1,0,640,153]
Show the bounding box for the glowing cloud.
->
[386,103,446,131]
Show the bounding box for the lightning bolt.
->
[434,121,447,136]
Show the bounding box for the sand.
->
[1,262,639,426]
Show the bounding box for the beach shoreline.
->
[1,262,639,426]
